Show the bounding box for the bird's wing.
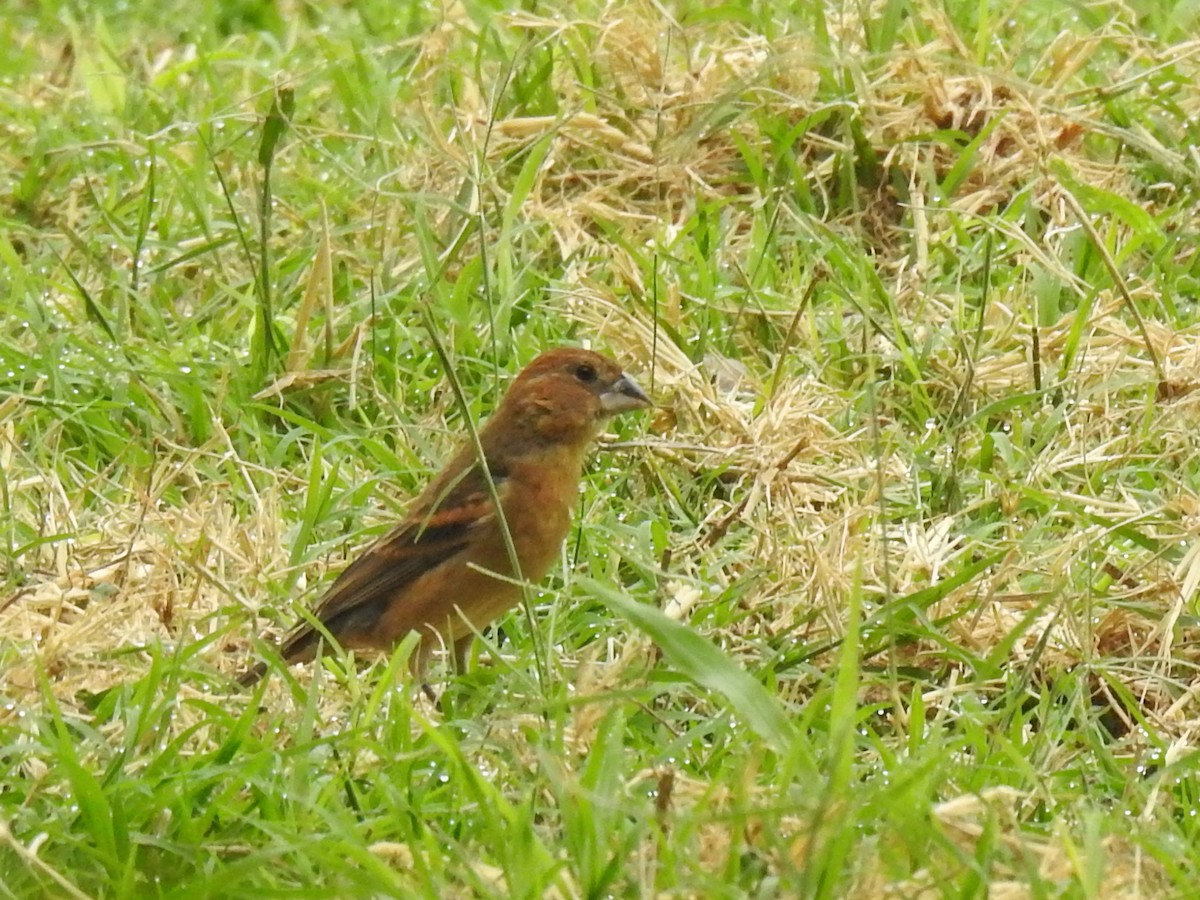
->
[279,458,509,655]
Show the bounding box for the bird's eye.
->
[573,363,597,383]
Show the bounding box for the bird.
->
[237,347,652,687]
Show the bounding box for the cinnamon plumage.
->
[238,347,651,686]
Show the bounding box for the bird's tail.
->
[235,626,321,688]
[236,660,268,688]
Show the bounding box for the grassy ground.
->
[3,0,1200,896]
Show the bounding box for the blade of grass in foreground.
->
[579,576,796,752]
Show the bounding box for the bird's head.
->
[488,347,653,450]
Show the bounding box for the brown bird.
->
[238,347,652,687]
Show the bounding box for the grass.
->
[3,0,1200,895]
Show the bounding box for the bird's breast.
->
[504,454,579,576]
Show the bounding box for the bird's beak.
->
[600,373,653,414]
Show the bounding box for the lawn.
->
[3,0,1200,896]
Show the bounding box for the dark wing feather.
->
[277,458,509,661]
